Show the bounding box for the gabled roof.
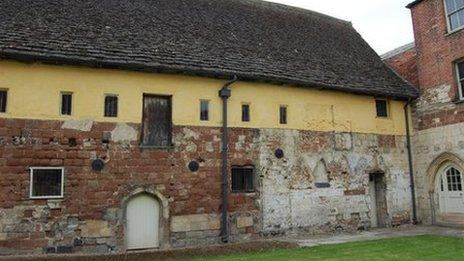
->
[0,0,419,99]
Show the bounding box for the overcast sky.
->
[267,0,414,55]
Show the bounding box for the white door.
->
[438,167,464,214]
[369,179,378,228]
[126,194,160,249]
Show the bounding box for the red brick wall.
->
[0,118,260,253]
[384,47,419,87]
[410,0,464,129]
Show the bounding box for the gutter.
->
[404,99,418,224]
[219,75,238,243]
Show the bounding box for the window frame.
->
[375,99,389,118]
[60,91,73,116]
[231,165,255,193]
[200,99,210,121]
[444,0,464,33]
[0,89,8,113]
[241,103,250,122]
[104,94,118,118]
[279,105,288,125]
[29,167,65,199]
[456,60,464,100]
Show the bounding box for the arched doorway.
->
[126,193,160,250]
[436,165,464,215]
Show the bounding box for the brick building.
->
[0,0,420,255]
[384,0,464,227]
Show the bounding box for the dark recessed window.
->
[279,105,287,124]
[231,166,254,193]
[457,61,464,100]
[104,95,118,117]
[61,92,73,115]
[200,100,209,121]
[0,90,7,113]
[375,99,388,118]
[242,104,250,122]
[30,168,64,199]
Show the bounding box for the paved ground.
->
[277,225,464,247]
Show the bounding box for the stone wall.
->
[258,130,412,235]
[0,118,412,255]
[412,122,464,225]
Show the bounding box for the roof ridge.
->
[248,0,352,25]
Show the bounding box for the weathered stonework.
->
[412,122,464,225]
[258,129,412,235]
[0,118,412,255]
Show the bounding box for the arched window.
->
[442,167,463,192]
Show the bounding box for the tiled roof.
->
[0,0,419,99]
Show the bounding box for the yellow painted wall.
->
[0,60,407,135]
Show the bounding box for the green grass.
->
[188,235,464,261]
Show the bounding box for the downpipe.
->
[219,75,238,243]
[404,99,418,224]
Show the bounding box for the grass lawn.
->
[188,235,464,261]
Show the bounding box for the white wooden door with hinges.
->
[126,194,160,250]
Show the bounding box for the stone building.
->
[0,0,419,255]
[383,0,464,227]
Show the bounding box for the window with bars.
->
[0,90,7,113]
[457,61,464,100]
[444,167,463,191]
[242,104,250,122]
[279,105,287,124]
[200,100,209,121]
[30,168,64,199]
[376,99,388,118]
[445,0,464,32]
[104,95,118,117]
[61,92,73,115]
[231,166,255,193]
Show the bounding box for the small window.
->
[30,167,64,199]
[0,90,7,113]
[200,100,209,121]
[279,105,287,124]
[445,167,462,191]
[242,104,250,122]
[231,166,255,193]
[457,61,464,100]
[376,99,388,118]
[445,0,464,32]
[61,92,73,115]
[104,95,118,117]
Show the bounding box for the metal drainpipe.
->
[219,75,238,243]
[404,99,418,224]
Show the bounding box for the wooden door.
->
[126,194,160,249]
[141,95,172,147]
[439,167,464,214]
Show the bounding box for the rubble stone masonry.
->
[0,118,412,254]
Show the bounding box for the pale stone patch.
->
[236,216,254,228]
[80,220,112,238]
[171,214,220,232]
[61,119,94,131]
[111,123,138,142]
